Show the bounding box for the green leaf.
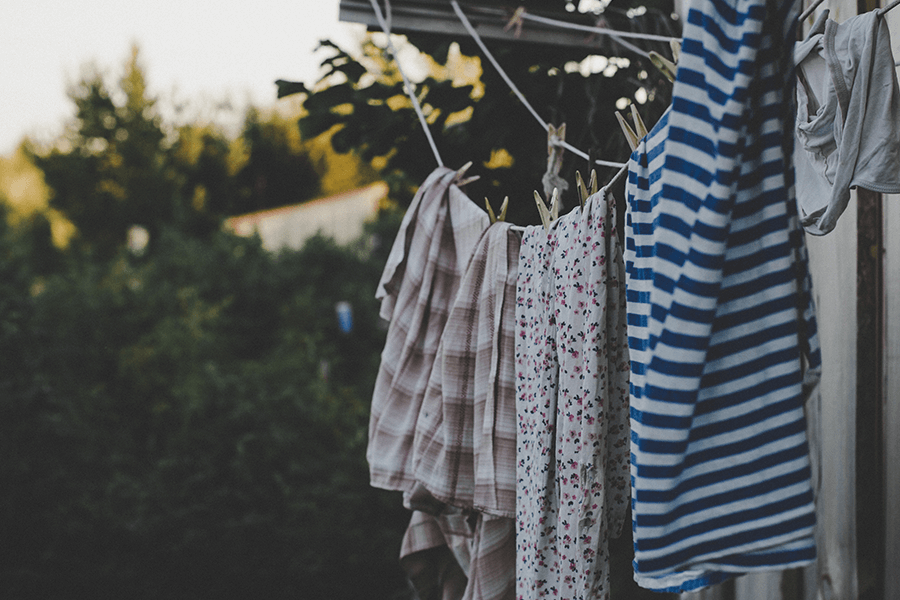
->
[274,80,310,99]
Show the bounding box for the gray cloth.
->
[794,11,900,235]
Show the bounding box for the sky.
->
[0,0,365,154]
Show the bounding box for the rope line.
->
[519,11,677,45]
[451,1,627,169]
[368,0,444,167]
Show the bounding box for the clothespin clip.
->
[542,123,570,202]
[454,161,480,187]
[576,170,588,208]
[485,196,509,224]
[669,39,681,65]
[630,103,648,139]
[575,170,599,207]
[504,6,526,38]
[616,105,648,152]
[650,51,677,83]
[533,187,559,232]
[616,112,640,151]
[806,9,828,40]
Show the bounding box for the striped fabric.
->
[624,0,822,593]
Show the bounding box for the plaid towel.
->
[515,191,630,600]
[368,167,490,491]
[624,0,821,592]
[413,222,523,519]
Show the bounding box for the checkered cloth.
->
[412,222,522,519]
[368,167,490,491]
[400,505,516,600]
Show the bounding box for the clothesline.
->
[517,10,678,47]
[367,0,445,167]
[366,0,900,194]
[451,1,628,170]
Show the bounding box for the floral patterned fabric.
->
[515,191,630,600]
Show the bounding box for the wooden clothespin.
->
[542,123,570,202]
[650,51,677,83]
[669,39,681,65]
[806,9,829,40]
[533,187,559,232]
[575,169,599,206]
[616,112,640,151]
[454,161,480,187]
[576,170,588,208]
[485,196,509,224]
[617,105,648,152]
[504,6,526,38]
[630,103,648,139]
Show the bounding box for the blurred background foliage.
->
[0,1,675,597]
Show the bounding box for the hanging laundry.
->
[400,509,470,600]
[400,501,516,600]
[794,10,900,235]
[368,166,490,492]
[407,221,523,600]
[413,222,522,519]
[515,191,630,600]
[624,0,822,593]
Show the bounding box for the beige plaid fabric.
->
[368,167,490,491]
[400,504,515,600]
[412,222,522,519]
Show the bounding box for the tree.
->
[279,0,679,224]
[30,46,328,258]
[30,45,181,257]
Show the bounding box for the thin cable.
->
[452,1,548,130]
[601,164,629,193]
[798,0,827,23]
[519,11,677,44]
[520,12,651,59]
[368,0,444,167]
[451,1,626,169]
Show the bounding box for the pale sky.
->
[0,0,365,154]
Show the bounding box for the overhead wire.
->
[517,10,678,46]
[368,0,444,167]
[450,1,628,170]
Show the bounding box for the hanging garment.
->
[401,510,471,600]
[413,222,523,519]
[403,485,517,600]
[624,0,822,593]
[515,191,630,600]
[368,167,490,492]
[794,10,900,235]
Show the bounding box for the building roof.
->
[224,181,388,251]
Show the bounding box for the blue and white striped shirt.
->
[624,0,822,592]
